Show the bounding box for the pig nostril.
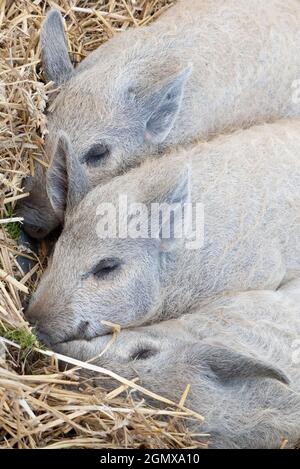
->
[77,320,90,337]
[25,313,37,328]
[35,328,52,348]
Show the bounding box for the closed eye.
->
[129,345,158,361]
[90,257,121,279]
[82,143,110,167]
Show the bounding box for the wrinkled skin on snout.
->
[16,168,61,239]
[55,278,300,448]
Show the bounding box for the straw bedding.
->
[0,0,207,449]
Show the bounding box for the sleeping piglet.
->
[26,119,300,345]
[55,277,300,449]
[18,0,300,238]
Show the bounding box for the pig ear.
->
[46,136,68,221]
[41,9,74,85]
[155,165,191,252]
[143,65,192,144]
[187,342,290,385]
[162,164,191,205]
[46,133,88,221]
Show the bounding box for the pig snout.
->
[35,327,53,348]
[25,304,100,347]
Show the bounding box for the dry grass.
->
[0,0,208,449]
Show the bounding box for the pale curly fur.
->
[55,277,300,449]
[26,119,300,345]
[18,0,300,237]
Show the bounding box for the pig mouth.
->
[36,325,91,348]
[51,328,110,348]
